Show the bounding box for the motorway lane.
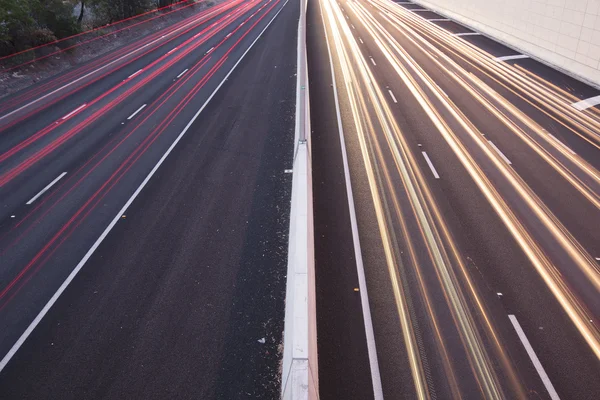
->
[0,0,279,317]
[0,0,244,127]
[0,0,266,207]
[312,0,600,398]
[307,1,376,398]
[0,0,298,397]
[361,0,600,312]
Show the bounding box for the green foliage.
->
[0,0,80,56]
[90,0,155,24]
[0,0,195,57]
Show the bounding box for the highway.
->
[0,0,298,398]
[310,0,600,399]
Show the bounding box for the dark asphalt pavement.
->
[310,0,600,399]
[0,0,298,398]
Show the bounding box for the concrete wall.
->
[412,0,600,86]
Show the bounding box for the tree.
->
[78,0,85,25]
[90,0,154,23]
[0,0,80,56]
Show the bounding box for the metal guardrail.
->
[281,0,318,398]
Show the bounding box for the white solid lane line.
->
[454,32,482,37]
[176,69,189,78]
[127,104,147,120]
[128,69,143,79]
[61,104,86,120]
[495,54,530,62]
[388,89,398,103]
[26,172,68,205]
[319,0,384,395]
[508,315,561,400]
[547,133,575,154]
[370,57,376,66]
[488,140,512,164]
[571,94,600,111]
[0,0,291,375]
[422,151,440,179]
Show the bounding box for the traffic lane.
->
[0,0,240,116]
[396,1,600,103]
[307,0,376,399]
[319,1,534,397]
[0,0,295,397]
[375,0,600,165]
[0,0,257,134]
[0,0,290,359]
[509,58,600,108]
[341,3,600,397]
[354,0,600,307]
[0,0,261,142]
[329,7,548,397]
[368,0,600,171]
[0,0,271,221]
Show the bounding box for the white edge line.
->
[388,89,398,103]
[61,103,86,120]
[0,0,290,374]
[571,94,600,111]
[176,69,189,79]
[508,315,561,400]
[422,151,440,178]
[488,140,512,164]
[127,103,147,120]
[319,0,384,398]
[26,172,67,205]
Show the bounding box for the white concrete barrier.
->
[412,0,600,87]
[281,0,318,398]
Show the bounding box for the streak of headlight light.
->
[321,0,430,398]
[374,7,600,196]
[353,1,600,360]
[326,1,509,398]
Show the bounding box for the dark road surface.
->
[0,0,298,398]
[310,0,600,399]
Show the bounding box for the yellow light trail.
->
[348,0,600,360]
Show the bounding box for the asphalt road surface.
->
[0,0,298,398]
[310,0,600,399]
